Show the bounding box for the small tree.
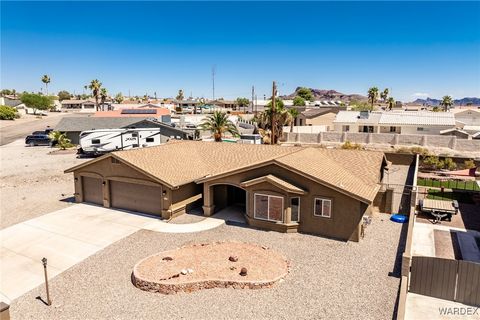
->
[100,88,108,110]
[387,97,395,110]
[423,155,440,170]
[440,95,453,112]
[296,87,314,102]
[114,92,124,104]
[20,93,52,114]
[380,88,389,102]
[48,131,73,150]
[236,97,250,112]
[88,79,102,111]
[288,108,299,132]
[176,89,184,100]
[367,87,379,107]
[341,140,362,150]
[293,96,306,106]
[57,90,71,101]
[199,111,239,142]
[41,75,51,95]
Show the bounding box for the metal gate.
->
[410,256,480,306]
[410,256,457,301]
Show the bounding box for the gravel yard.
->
[0,139,87,229]
[10,213,405,320]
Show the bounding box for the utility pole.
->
[271,81,277,145]
[212,65,216,101]
[251,85,255,113]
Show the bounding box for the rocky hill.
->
[411,97,480,106]
[282,87,367,102]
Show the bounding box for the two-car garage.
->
[80,176,163,216]
[109,180,163,216]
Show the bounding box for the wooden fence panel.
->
[456,260,480,306]
[409,256,457,301]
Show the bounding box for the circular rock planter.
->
[132,241,289,294]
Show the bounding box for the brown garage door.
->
[110,180,162,215]
[82,176,103,205]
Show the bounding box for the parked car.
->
[25,128,54,146]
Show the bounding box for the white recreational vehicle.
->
[78,128,164,155]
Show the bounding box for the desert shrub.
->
[396,146,430,158]
[0,105,19,120]
[443,158,457,171]
[422,155,440,169]
[48,131,74,150]
[341,140,362,150]
[464,159,476,169]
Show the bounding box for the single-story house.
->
[55,117,192,144]
[93,108,170,120]
[294,108,344,130]
[61,99,97,111]
[65,141,387,242]
[333,111,456,135]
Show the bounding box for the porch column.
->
[202,183,215,216]
[284,205,292,224]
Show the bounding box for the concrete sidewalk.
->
[0,203,228,302]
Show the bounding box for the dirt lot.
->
[0,139,88,229]
[11,213,405,320]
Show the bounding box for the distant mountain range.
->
[281,87,367,102]
[410,97,480,106]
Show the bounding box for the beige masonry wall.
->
[285,132,480,152]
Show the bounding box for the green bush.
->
[464,159,476,169]
[0,105,19,120]
[48,131,74,150]
[443,158,457,171]
[422,155,440,169]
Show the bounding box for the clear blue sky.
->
[2,1,479,101]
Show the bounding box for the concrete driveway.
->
[0,204,158,302]
[0,203,231,303]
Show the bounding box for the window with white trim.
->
[254,194,283,222]
[291,197,300,222]
[314,198,332,218]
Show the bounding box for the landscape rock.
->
[240,267,247,276]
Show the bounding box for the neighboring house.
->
[65,141,386,242]
[173,100,201,109]
[93,108,171,121]
[295,108,343,130]
[61,99,96,111]
[55,117,191,144]
[333,111,456,135]
[0,96,22,107]
[439,128,471,139]
[211,99,238,109]
[453,109,480,127]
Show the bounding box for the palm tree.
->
[380,88,389,102]
[41,75,51,95]
[199,111,239,142]
[100,88,108,110]
[88,79,102,111]
[288,108,299,132]
[367,87,379,107]
[387,97,395,110]
[440,95,453,111]
[255,99,289,144]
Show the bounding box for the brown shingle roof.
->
[112,141,300,188]
[65,141,384,203]
[275,148,384,202]
[240,175,306,194]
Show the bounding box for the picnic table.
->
[419,199,459,224]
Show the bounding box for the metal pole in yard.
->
[41,258,52,306]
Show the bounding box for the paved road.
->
[0,113,91,146]
[0,203,233,302]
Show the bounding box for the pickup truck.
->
[25,128,54,146]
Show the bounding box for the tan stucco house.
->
[65,141,386,241]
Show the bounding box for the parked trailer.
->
[78,128,164,155]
